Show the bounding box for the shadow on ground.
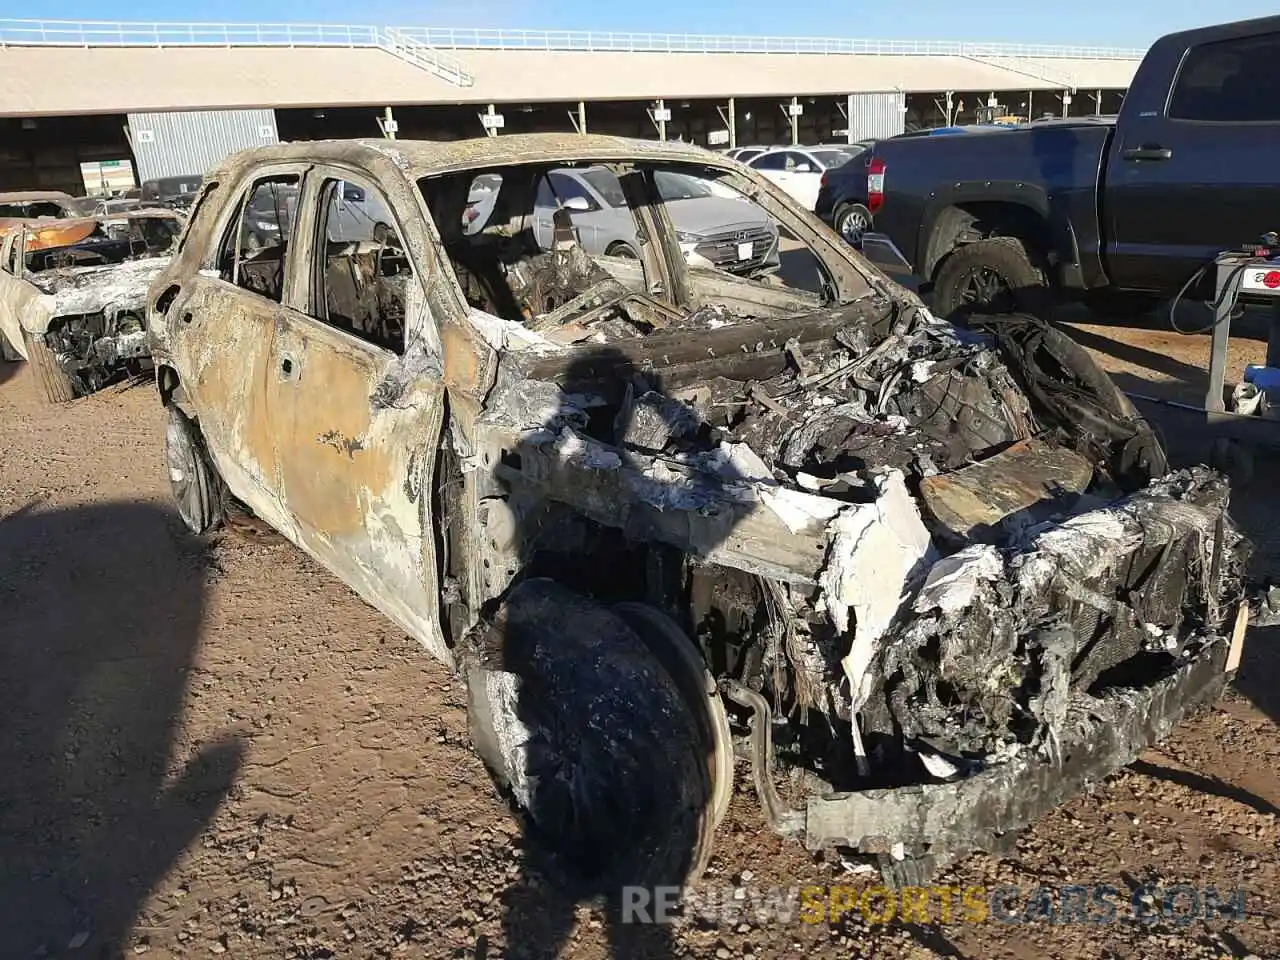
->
[0,356,22,389]
[0,500,244,957]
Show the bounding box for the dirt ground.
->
[2,312,1279,960]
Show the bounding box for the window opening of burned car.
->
[175,180,217,254]
[216,175,299,303]
[21,214,183,273]
[421,158,841,346]
[421,163,659,329]
[0,200,64,219]
[311,176,411,355]
[646,164,834,300]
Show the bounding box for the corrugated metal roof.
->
[0,45,1136,118]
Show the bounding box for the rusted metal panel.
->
[917,437,1095,540]
[126,108,278,182]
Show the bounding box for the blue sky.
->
[1,1,1276,49]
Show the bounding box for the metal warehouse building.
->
[0,20,1143,193]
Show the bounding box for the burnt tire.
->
[22,330,76,404]
[931,237,1047,321]
[0,330,19,363]
[465,579,717,890]
[165,405,224,535]
[604,242,639,260]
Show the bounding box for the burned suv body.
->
[148,136,1247,888]
[0,210,184,401]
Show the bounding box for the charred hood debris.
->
[454,248,1246,886]
[13,212,182,398]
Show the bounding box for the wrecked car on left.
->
[0,209,185,402]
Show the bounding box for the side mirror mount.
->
[562,196,592,213]
[794,163,812,173]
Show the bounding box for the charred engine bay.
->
[33,256,166,396]
[463,260,1246,876]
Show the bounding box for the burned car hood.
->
[26,256,171,331]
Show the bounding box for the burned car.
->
[0,190,78,236]
[0,209,184,401]
[147,136,1248,889]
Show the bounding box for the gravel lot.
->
[1,314,1278,960]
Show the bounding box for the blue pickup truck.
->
[825,16,1280,319]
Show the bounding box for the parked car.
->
[516,165,780,276]
[0,190,78,238]
[816,154,874,247]
[0,209,184,400]
[146,134,1242,892]
[859,15,1280,318]
[725,145,770,163]
[140,174,205,211]
[747,146,865,210]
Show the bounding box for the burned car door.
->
[264,167,449,661]
[0,231,27,359]
[161,169,307,535]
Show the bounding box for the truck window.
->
[216,175,299,302]
[1169,32,1280,122]
[310,176,410,355]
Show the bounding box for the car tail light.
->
[820,171,829,188]
[867,157,886,214]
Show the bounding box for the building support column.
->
[480,103,503,137]
[568,101,587,134]
[648,99,669,140]
[836,95,852,143]
[780,96,801,145]
[377,106,398,140]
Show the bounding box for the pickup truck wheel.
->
[931,238,1046,320]
[165,405,225,535]
[833,203,872,246]
[465,578,718,889]
[22,330,77,404]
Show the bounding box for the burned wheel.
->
[465,579,723,889]
[165,405,225,535]
[22,330,76,404]
[604,242,639,260]
[931,238,1047,320]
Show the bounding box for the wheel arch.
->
[921,194,1078,285]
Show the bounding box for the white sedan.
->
[747,146,861,211]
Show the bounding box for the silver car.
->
[503,166,781,276]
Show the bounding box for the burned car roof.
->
[215,134,771,178]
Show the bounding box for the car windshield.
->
[580,169,628,207]
[654,170,714,201]
[811,150,856,169]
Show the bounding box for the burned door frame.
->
[0,230,28,357]
[267,159,451,663]
[169,161,314,538]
